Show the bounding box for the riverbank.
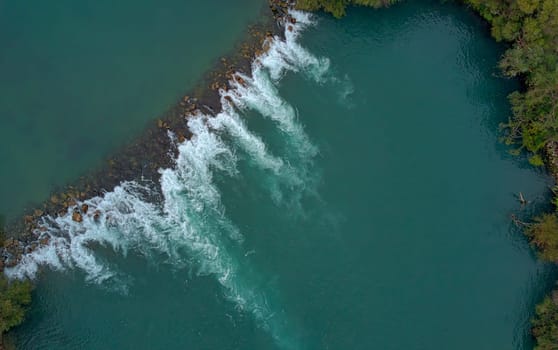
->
[0,225,31,349]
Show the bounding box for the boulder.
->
[72,212,83,223]
[39,236,50,246]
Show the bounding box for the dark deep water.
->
[4,1,557,349]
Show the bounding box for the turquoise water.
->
[0,0,264,219]
[7,2,556,349]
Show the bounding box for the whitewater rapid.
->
[5,10,329,350]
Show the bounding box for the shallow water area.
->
[8,2,558,350]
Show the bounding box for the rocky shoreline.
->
[0,0,296,272]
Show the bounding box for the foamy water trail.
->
[209,101,284,175]
[5,9,329,350]
[260,10,330,82]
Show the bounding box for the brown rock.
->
[81,203,89,214]
[28,242,38,253]
[72,211,83,223]
[235,75,246,86]
[4,238,16,249]
[39,236,50,246]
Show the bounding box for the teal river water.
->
[4,1,557,349]
[0,0,264,219]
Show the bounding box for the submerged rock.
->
[72,211,83,223]
[50,195,59,204]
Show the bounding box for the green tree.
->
[0,277,32,334]
[296,0,399,18]
[532,296,558,350]
[525,214,558,262]
[0,218,33,345]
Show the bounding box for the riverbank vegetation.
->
[532,295,558,350]
[0,222,32,348]
[296,0,558,348]
[0,276,31,347]
[295,0,399,17]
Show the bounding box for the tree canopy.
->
[0,276,32,335]
[297,0,400,17]
[532,296,558,350]
[0,223,33,341]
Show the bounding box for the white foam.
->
[260,10,330,82]
[224,11,330,162]
[5,9,327,350]
[209,101,284,174]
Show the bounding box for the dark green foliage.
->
[532,296,558,350]
[0,276,32,334]
[525,214,558,262]
[526,212,558,348]
[296,0,399,18]
[296,0,348,17]
[442,0,558,158]
[0,221,33,340]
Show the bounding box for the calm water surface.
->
[0,0,264,219]
[8,2,556,349]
